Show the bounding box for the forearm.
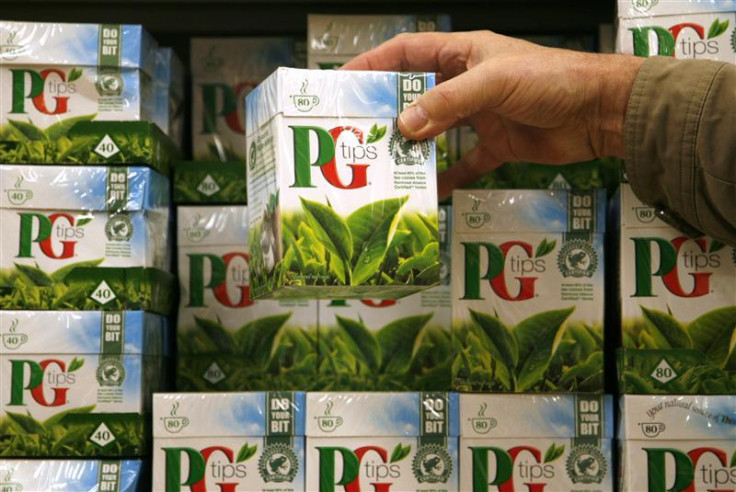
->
[623,56,736,245]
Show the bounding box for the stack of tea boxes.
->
[0,20,181,490]
[615,2,736,490]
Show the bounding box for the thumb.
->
[398,68,486,140]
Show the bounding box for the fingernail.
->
[399,104,428,134]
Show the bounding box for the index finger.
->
[341,31,473,79]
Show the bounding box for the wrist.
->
[591,54,645,158]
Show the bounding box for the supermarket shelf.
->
[3,2,614,37]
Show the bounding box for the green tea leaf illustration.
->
[535,238,557,258]
[44,114,96,140]
[622,371,657,393]
[68,67,83,82]
[731,450,736,468]
[642,307,692,349]
[43,405,96,428]
[194,317,235,354]
[348,196,408,285]
[14,263,54,287]
[50,258,104,283]
[51,426,90,455]
[237,442,258,462]
[709,240,725,253]
[377,314,433,373]
[68,357,84,372]
[417,214,439,238]
[300,198,353,279]
[515,307,574,391]
[543,443,565,463]
[336,316,381,372]
[235,314,291,365]
[366,124,387,144]
[76,217,93,227]
[397,242,439,277]
[707,18,729,38]
[8,119,47,141]
[567,324,598,359]
[5,411,45,434]
[688,307,736,367]
[469,309,518,370]
[390,443,411,462]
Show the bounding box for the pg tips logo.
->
[643,446,736,492]
[317,442,415,492]
[631,236,724,298]
[163,442,258,492]
[630,17,733,59]
[16,212,93,260]
[199,78,257,136]
[289,121,389,190]
[186,251,252,309]
[470,442,578,492]
[8,357,84,407]
[461,238,555,302]
[10,66,82,115]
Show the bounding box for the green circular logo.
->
[412,444,452,484]
[557,240,598,278]
[390,128,431,166]
[105,214,134,242]
[95,74,124,96]
[258,444,298,483]
[566,444,607,484]
[97,359,125,387]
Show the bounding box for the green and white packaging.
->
[0,310,165,457]
[191,37,303,162]
[307,14,451,69]
[246,68,439,299]
[616,0,736,62]
[0,165,171,312]
[452,189,607,393]
[619,395,736,492]
[0,459,143,491]
[306,392,459,491]
[0,21,182,159]
[460,394,614,491]
[176,205,318,391]
[173,161,247,205]
[153,392,305,491]
[617,183,736,394]
[317,205,451,390]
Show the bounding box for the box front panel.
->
[617,12,736,62]
[460,438,614,491]
[307,436,459,492]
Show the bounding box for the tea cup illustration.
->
[463,211,491,228]
[5,188,32,205]
[163,416,190,433]
[316,415,343,432]
[639,422,666,438]
[634,206,657,223]
[1,333,28,350]
[470,417,497,434]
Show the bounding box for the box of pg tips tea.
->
[452,189,607,393]
[619,395,736,492]
[306,392,459,491]
[176,205,318,391]
[246,68,439,300]
[0,459,143,492]
[191,37,303,162]
[0,164,172,311]
[616,0,736,62]
[460,394,614,491]
[0,310,166,457]
[616,183,736,395]
[153,392,305,491]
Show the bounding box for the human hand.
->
[342,31,644,198]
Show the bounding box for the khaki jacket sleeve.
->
[623,56,736,246]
